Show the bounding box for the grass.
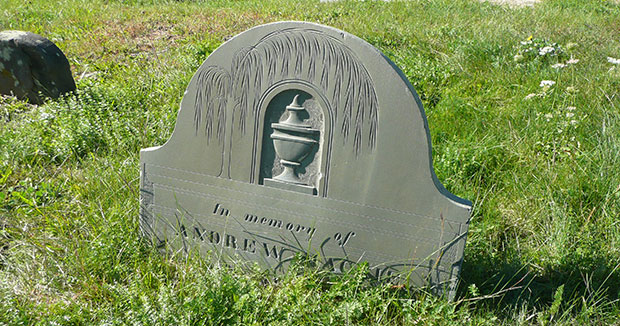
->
[1,0,620,324]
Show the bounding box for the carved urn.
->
[270,95,319,185]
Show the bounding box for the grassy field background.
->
[1,0,620,324]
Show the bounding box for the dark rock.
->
[0,30,76,104]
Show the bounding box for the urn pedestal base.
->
[263,178,317,195]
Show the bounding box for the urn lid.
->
[276,95,319,132]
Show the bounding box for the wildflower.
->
[524,93,538,100]
[539,46,555,56]
[544,113,553,120]
[566,106,576,111]
[551,63,566,69]
[607,57,620,65]
[566,87,578,93]
[566,58,579,65]
[570,120,578,125]
[566,42,578,50]
[566,112,575,118]
[540,80,556,87]
[514,54,524,62]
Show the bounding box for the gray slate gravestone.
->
[140,21,472,298]
[0,31,76,104]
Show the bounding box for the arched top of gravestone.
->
[143,21,470,218]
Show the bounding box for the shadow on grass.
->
[458,249,620,312]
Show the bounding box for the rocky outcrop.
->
[0,31,76,104]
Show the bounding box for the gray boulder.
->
[0,30,76,104]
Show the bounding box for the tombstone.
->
[140,21,471,299]
[0,31,76,104]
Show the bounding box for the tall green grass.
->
[1,0,620,324]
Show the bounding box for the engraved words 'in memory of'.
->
[139,22,472,299]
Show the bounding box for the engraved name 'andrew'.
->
[175,203,400,279]
[176,203,325,261]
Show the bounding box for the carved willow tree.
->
[194,28,379,154]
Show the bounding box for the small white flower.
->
[514,54,524,62]
[570,120,578,125]
[544,113,553,120]
[551,63,566,69]
[524,93,538,100]
[566,112,575,118]
[566,106,576,111]
[539,46,554,56]
[540,80,556,87]
[566,58,579,65]
[607,57,620,65]
[566,87,578,93]
[521,40,532,45]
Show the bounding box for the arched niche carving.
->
[252,81,334,197]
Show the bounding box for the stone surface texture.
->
[0,30,76,104]
[139,21,471,299]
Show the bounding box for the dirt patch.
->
[76,9,274,63]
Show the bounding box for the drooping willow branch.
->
[231,28,379,153]
[193,66,231,144]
